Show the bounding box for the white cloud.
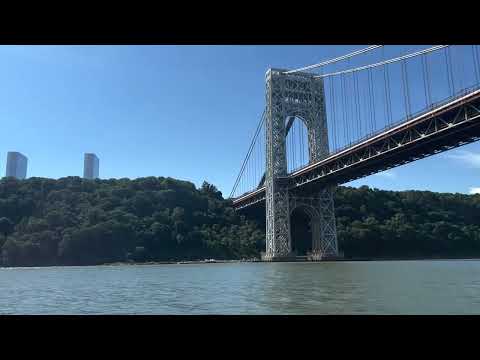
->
[374,170,397,179]
[445,150,480,168]
[469,187,480,195]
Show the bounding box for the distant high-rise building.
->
[83,153,99,179]
[5,152,28,179]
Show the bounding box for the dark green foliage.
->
[0,217,14,248]
[335,185,480,259]
[1,176,480,267]
[0,177,264,266]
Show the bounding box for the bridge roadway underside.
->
[233,90,480,211]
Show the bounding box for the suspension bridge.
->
[229,45,480,262]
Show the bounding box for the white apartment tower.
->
[5,152,28,179]
[83,153,99,179]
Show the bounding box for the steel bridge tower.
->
[263,68,339,261]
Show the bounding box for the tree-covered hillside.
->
[1,176,480,267]
[0,177,264,266]
[336,186,480,258]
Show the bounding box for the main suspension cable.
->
[315,45,448,79]
[284,45,383,74]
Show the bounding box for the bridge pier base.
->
[307,251,344,261]
[261,252,298,262]
[260,252,343,262]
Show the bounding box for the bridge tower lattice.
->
[264,68,339,261]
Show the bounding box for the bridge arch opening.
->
[285,116,310,173]
[289,205,315,256]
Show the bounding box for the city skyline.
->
[83,153,99,180]
[5,151,28,179]
[3,151,101,180]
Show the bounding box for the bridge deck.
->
[233,88,480,210]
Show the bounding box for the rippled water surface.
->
[1,260,480,314]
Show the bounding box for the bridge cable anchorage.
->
[314,45,449,79]
[283,45,383,74]
[229,109,266,198]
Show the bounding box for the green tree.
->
[0,217,14,246]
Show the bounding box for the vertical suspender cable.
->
[445,46,454,96]
[473,45,480,85]
[300,114,305,164]
[291,118,294,171]
[347,58,352,146]
[252,134,255,188]
[343,73,348,147]
[382,46,392,126]
[475,45,480,86]
[293,119,297,170]
[405,59,411,117]
[353,71,361,139]
[248,147,251,191]
[369,69,374,134]
[348,73,354,145]
[230,110,266,198]
[371,68,377,130]
[456,46,465,93]
[287,119,290,172]
[424,53,432,107]
[330,76,338,152]
[421,54,429,108]
[367,68,374,132]
[341,73,347,148]
[401,59,411,118]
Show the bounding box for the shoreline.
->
[2,256,480,269]
[102,259,258,266]
[101,256,480,266]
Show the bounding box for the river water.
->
[1,260,479,314]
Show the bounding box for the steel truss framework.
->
[289,190,339,260]
[290,89,480,189]
[263,69,339,261]
[233,89,480,212]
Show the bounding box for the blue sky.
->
[0,45,479,196]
